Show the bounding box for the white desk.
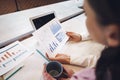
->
[71,0,84,7]
[62,14,88,35]
[4,13,105,80]
[4,14,86,80]
[0,0,83,48]
[7,36,84,80]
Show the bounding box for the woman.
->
[43,0,120,80]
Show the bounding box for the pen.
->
[5,66,23,80]
[36,49,50,62]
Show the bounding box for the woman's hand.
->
[66,32,82,42]
[46,53,70,64]
[62,65,74,77]
[43,64,74,80]
[43,64,56,80]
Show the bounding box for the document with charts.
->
[33,19,69,57]
[0,41,33,76]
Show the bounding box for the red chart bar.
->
[4,54,9,59]
[1,57,5,61]
[6,52,12,57]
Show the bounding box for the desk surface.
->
[6,13,105,80]
[62,13,88,35]
[6,14,87,80]
[7,36,84,80]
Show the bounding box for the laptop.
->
[30,11,56,30]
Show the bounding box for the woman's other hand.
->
[66,32,82,42]
[46,53,70,64]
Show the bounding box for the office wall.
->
[0,0,66,15]
[0,0,17,15]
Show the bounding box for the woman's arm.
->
[67,32,91,42]
[46,32,91,64]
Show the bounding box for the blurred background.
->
[0,0,67,15]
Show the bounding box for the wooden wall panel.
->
[17,0,67,10]
[0,0,17,15]
[0,0,66,15]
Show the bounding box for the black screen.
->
[32,13,55,29]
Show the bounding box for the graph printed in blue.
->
[49,41,58,53]
[55,32,65,42]
[50,21,61,34]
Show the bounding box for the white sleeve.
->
[70,41,105,68]
[81,33,91,41]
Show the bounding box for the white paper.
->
[33,19,69,56]
[0,41,33,76]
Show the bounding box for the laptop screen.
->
[31,12,55,30]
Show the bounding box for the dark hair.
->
[95,46,120,80]
[87,0,120,26]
